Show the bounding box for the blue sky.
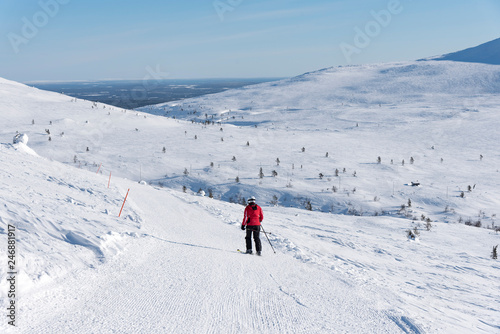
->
[1,0,499,82]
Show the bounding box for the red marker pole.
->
[118,189,130,217]
[108,171,112,188]
[96,163,102,174]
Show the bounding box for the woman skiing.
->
[241,196,264,255]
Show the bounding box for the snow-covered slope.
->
[1,56,500,332]
[5,62,500,225]
[140,60,500,120]
[0,142,142,293]
[1,139,499,333]
[424,37,500,65]
[136,61,500,222]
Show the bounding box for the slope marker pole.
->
[118,188,130,217]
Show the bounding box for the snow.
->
[12,133,28,145]
[1,52,500,333]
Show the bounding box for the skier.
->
[241,196,264,255]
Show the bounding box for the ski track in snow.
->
[9,179,409,334]
[386,313,424,334]
[160,188,500,334]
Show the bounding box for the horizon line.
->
[23,76,289,84]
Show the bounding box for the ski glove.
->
[241,225,245,230]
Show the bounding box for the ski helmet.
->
[247,196,256,204]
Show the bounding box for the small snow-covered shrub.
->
[13,133,28,145]
[407,227,420,240]
[425,220,432,231]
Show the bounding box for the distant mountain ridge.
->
[140,60,500,125]
[424,37,500,65]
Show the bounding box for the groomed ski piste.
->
[1,40,500,333]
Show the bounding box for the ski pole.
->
[260,224,276,254]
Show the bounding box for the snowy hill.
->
[137,60,500,221]
[1,56,500,333]
[140,60,500,120]
[424,37,500,65]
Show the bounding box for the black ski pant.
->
[245,225,262,252]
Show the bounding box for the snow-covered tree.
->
[270,195,278,206]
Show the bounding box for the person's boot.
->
[245,249,253,254]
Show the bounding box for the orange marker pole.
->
[108,171,112,188]
[118,188,130,217]
[96,163,102,174]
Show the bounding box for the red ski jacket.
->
[242,204,263,227]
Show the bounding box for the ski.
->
[237,249,262,256]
